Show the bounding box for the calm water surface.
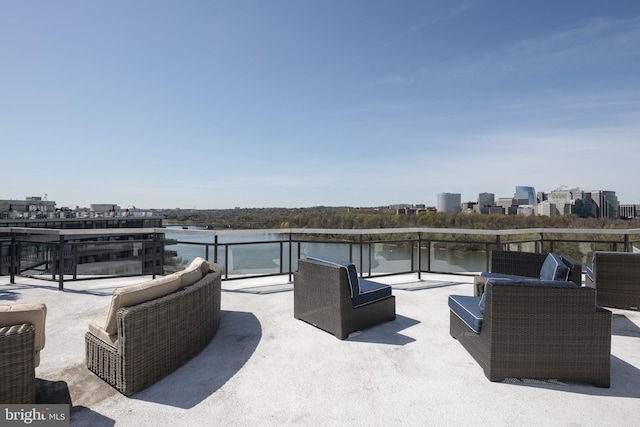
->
[165,228,487,276]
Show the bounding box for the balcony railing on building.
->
[1,227,640,290]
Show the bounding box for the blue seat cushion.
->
[539,253,570,281]
[353,279,392,307]
[306,255,359,298]
[448,295,483,333]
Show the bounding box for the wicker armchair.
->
[0,303,47,404]
[450,280,611,387]
[474,250,582,296]
[586,251,640,310]
[294,258,395,340]
[86,260,221,395]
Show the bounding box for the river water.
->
[164,228,487,276]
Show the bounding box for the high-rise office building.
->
[437,192,461,213]
[514,186,537,205]
[477,192,495,207]
[591,191,620,219]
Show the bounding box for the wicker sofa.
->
[586,251,640,310]
[294,257,396,340]
[0,303,47,403]
[473,250,582,296]
[449,278,611,387]
[85,257,221,396]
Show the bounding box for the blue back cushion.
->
[306,255,359,298]
[539,253,570,281]
[478,277,579,314]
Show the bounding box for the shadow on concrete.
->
[348,314,420,346]
[224,283,293,294]
[132,310,262,409]
[71,406,115,427]
[36,379,71,405]
[0,280,115,297]
[0,289,19,301]
[36,378,116,427]
[612,313,640,337]
[504,355,640,398]
[392,280,468,291]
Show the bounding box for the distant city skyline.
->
[3,1,640,209]
[1,183,634,213]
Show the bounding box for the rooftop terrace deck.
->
[2,273,640,426]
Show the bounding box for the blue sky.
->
[2,0,640,209]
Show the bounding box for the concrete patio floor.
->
[2,272,640,426]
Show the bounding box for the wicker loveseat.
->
[586,251,640,310]
[85,257,221,395]
[449,278,611,387]
[294,257,396,340]
[0,303,47,403]
[473,250,582,296]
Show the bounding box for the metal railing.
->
[163,227,640,280]
[2,226,640,289]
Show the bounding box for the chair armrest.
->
[0,324,37,403]
[560,254,582,286]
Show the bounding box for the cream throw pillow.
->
[104,274,182,335]
[0,303,47,352]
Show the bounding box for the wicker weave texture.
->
[451,282,611,387]
[474,251,582,295]
[294,259,395,340]
[586,252,640,310]
[0,323,37,404]
[85,269,222,396]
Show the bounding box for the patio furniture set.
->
[2,250,638,402]
[449,251,611,388]
[85,257,221,396]
[1,257,221,403]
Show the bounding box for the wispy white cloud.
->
[359,75,415,89]
[382,0,487,48]
[448,15,640,78]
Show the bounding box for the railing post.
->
[417,232,422,280]
[10,232,16,284]
[58,234,64,291]
[359,234,364,277]
[624,232,630,252]
[485,242,490,271]
[224,244,229,280]
[288,232,293,282]
[141,240,146,276]
[152,233,157,278]
[72,242,78,280]
[367,241,372,277]
[214,235,218,264]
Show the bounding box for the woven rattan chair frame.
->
[294,259,395,340]
[474,250,582,296]
[585,252,640,310]
[451,282,611,387]
[0,323,37,403]
[85,269,222,396]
